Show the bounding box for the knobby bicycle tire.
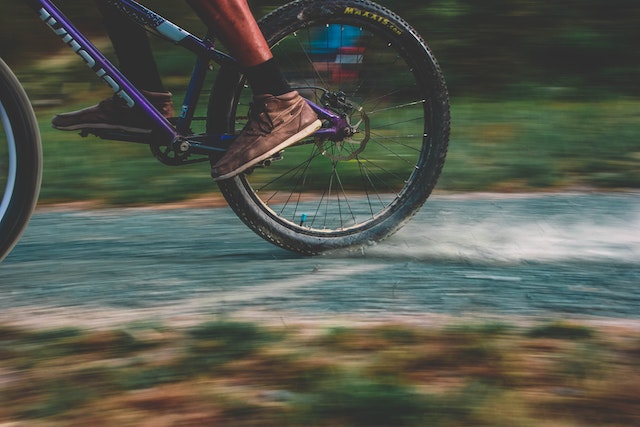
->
[208,0,450,255]
[0,58,42,262]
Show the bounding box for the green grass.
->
[28,96,639,207]
[526,321,595,340]
[440,98,640,191]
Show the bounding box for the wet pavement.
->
[1,192,638,328]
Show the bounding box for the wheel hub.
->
[316,91,370,161]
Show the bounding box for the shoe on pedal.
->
[51,90,174,134]
[211,91,321,181]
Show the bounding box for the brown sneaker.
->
[51,90,174,134]
[211,91,321,181]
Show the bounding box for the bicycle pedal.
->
[245,151,284,175]
[253,150,283,167]
[79,128,151,143]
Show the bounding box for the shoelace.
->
[244,102,275,136]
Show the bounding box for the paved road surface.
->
[1,192,638,328]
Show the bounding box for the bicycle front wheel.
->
[209,0,449,254]
[0,58,42,262]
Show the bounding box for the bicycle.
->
[0,0,449,260]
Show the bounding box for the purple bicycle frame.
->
[25,0,345,150]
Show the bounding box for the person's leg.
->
[186,0,321,180]
[187,0,290,96]
[187,0,271,67]
[96,0,166,93]
[52,0,173,133]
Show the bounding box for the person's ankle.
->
[245,58,292,97]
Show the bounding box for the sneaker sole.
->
[213,119,322,182]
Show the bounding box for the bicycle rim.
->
[0,102,18,221]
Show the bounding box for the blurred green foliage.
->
[2,0,639,97]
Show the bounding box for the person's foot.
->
[211,91,321,181]
[51,90,174,134]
